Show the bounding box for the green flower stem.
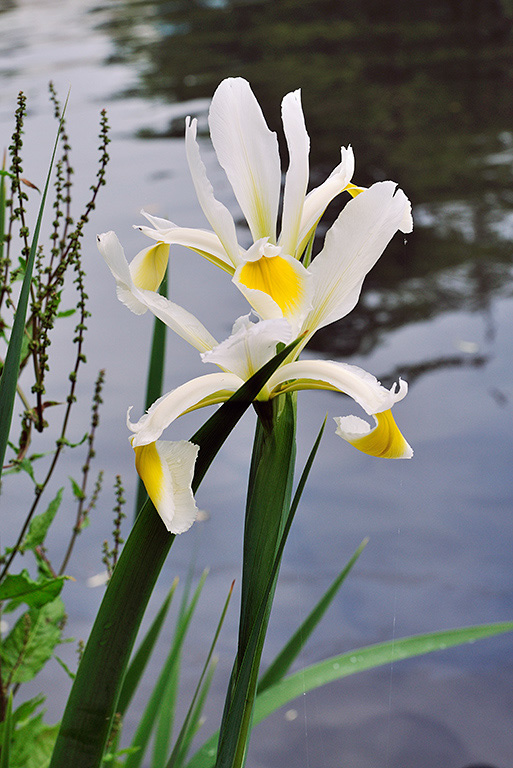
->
[215,394,297,768]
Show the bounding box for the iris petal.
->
[134,440,200,533]
[334,410,413,459]
[129,242,169,291]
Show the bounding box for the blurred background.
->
[1,1,513,766]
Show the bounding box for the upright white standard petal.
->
[128,371,244,446]
[208,77,281,243]
[97,231,218,353]
[202,314,292,386]
[305,181,410,333]
[279,89,310,258]
[296,145,355,256]
[133,439,200,533]
[185,117,241,268]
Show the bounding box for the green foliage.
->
[0,571,66,612]
[48,334,305,768]
[258,536,368,692]
[9,711,59,768]
[0,598,65,685]
[20,488,63,552]
[186,621,513,768]
[0,87,110,765]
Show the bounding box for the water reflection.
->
[95,0,513,368]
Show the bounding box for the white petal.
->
[305,181,410,333]
[136,216,235,274]
[202,314,292,382]
[267,359,408,415]
[97,231,218,353]
[296,145,355,255]
[134,440,200,533]
[185,117,241,267]
[279,89,310,258]
[129,241,169,292]
[208,77,281,242]
[128,372,244,445]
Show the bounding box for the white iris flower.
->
[97,78,413,533]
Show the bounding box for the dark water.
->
[1,2,513,766]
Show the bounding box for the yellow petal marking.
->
[345,409,412,459]
[238,255,304,317]
[134,442,164,508]
[344,183,365,198]
[132,242,169,291]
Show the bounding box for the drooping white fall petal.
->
[128,371,244,446]
[97,231,218,353]
[133,439,200,533]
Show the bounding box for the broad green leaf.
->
[12,695,46,725]
[258,537,368,692]
[187,622,513,768]
[117,579,178,717]
[0,97,67,475]
[21,488,63,552]
[1,598,65,684]
[10,712,59,768]
[48,335,304,768]
[0,570,66,612]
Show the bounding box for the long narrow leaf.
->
[166,581,235,768]
[125,571,208,768]
[258,537,368,692]
[186,621,513,768]
[49,334,304,768]
[152,661,180,768]
[178,659,217,761]
[117,579,179,717]
[254,621,513,718]
[0,97,67,474]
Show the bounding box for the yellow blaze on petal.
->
[337,409,413,459]
[134,442,164,507]
[344,183,365,199]
[238,255,304,317]
[131,242,169,291]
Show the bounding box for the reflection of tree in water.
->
[97,0,513,362]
